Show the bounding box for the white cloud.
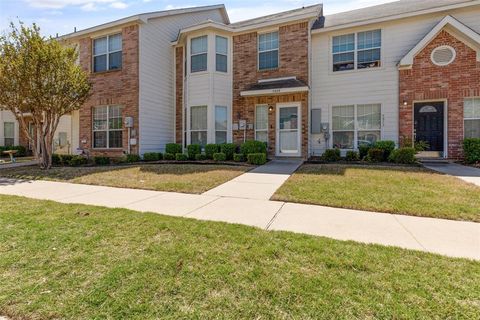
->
[81,2,99,11]
[110,1,128,9]
[164,4,194,11]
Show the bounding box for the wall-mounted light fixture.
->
[268,106,274,112]
[403,100,408,106]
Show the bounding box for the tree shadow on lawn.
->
[299,163,431,176]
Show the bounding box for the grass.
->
[0,164,250,194]
[0,195,479,319]
[272,164,480,222]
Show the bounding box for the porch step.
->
[417,158,450,164]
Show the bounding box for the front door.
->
[414,102,444,153]
[276,103,301,157]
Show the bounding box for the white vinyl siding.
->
[215,36,228,72]
[332,29,381,72]
[190,105,208,146]
[255,105,268,142]
[93,33,122,72]
[191,35,208,73]
[464,98,480,138]
[258,31,279,70]
[93,105,123,149]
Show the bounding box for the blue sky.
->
[0,0,396,37]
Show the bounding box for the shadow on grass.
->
[299,163,430,177]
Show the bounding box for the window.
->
[190,106,207,145]
[464,98,480,138]
[191,36,207,73]
[3,122,14,147]
[255,105,268,143]
[258,31,279,70]
[332,104,381,149]
[93,105,123,148]
[357,30,381,69]
[216,36,228,72]
[332,29,381,72]
[58,132,68,148]
[93,33,122,72]
[215,106,228,144]
[332,34,354,72]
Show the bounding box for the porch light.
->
[268,106,274,112]
[403,100,408,106]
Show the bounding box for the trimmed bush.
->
[358,144,371,160]
[60,154,73,166]
[240,140,267,157]
[205,144,220,159]
[68,155,87,166]
[367,148,384,163]
[93,156,110,165]
[247,153,267,165]
[0,145,27,157]
[187,144,201,160]
[126,154,141,163]
[213,152,226,161]
[322,148,341,162]
[345,151,360,161]
[195,153,207,161]
[143,152,162,161]
[389,147,417,164]
[233,153,245,162]
[220,143,236,160]
[164,153,175,160]
[175,153,188,161]
[373,140,396,161]
[165,143,182,155]
[52,154,61,165]
[463,138,480,164]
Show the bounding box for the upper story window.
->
[93,33,122,73]
[258,31,279,70]
[332,29,381,72]
[464,98,480,139]
[216,36,228,72]
[191,36,208,73]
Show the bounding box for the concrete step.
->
[418,158,450,164]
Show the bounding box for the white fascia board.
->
[312,1,480,34]
[240,86,309,97]
[171,22,232,45]
[398,15,480,68]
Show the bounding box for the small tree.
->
[0,22,91,169]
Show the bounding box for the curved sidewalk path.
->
[0,160,478,261]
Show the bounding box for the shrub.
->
[195,153,207,161]
[187,144,201,160]
[373,140,395,161]
[60,154,73,166]
[322,148,341,162]
[165,143,182,155]
[358,144,371,160]
[345,151,360,161]
[367,148,384,162]
[143,152,162,161]
[463,138,480,164]
[164,153,175,160]
[126,154,141,163]
[52,153,61,165]
[213,152,226,161]
[175,153,188,161]
[414,140,430,152]
[220,143,236,160]
[68,155,87,166]
[389,147,417,164]
[93,156,110,165]
[205,144,220,159]
[240,140,267,157]
[0,145,27,157]
[247,153,267,165]
[233,153,245,162]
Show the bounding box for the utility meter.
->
[124,116,134,128]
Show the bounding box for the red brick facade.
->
[78,24,140,157]
[175,46,184,145]
[232,22,310,157]
[399,30,480,158]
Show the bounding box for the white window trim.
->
[92,105,123,149]
[464,97,480,139]
[331,104,382,150]
[331,29,383,73]
[255,104,269,142]
[92,33,122,73]
[258,31,279,71]
[189,105,208,145]
[215,35,228,73]
[190,35,208,73]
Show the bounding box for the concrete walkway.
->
[424,162,480,186]
[0,177,478,261]
[204,159,302,200]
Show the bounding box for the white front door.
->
[276,103,301,157]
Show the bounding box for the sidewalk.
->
[423,162,480,186]
[0,177,478,260]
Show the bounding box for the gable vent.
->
[431,45,456,66]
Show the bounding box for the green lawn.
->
[0,195,479,319]
[0,164,250,194]
[272,164,480,222]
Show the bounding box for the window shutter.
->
[311,109,322,134]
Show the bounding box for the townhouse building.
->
[2,0,480,160]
